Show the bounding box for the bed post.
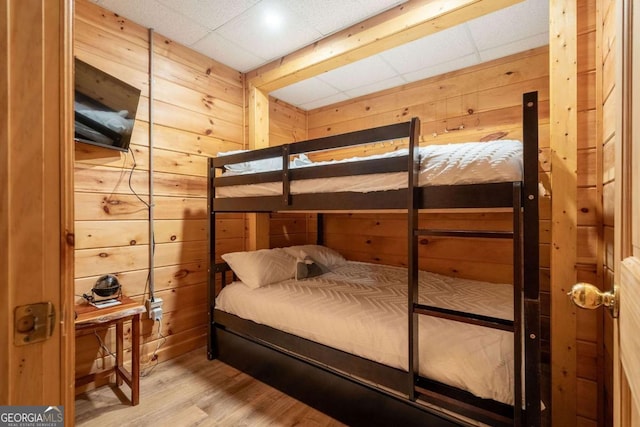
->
[407,117,421,400]
[207,157,218,360]
[317,214,324,246]
[282,144,291,207]
[522,91,541,426]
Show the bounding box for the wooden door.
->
[614,0,640,424]
[0,1,75,424]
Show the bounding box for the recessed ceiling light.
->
[264,10,284,30]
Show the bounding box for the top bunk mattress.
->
[216,139,523,198]
[216,260,515,405]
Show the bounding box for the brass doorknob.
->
[568,283,618,317]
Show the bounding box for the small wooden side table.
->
[75,296,146,405]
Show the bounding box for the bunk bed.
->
[207,92,541,427]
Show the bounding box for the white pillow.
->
[217,151,313,173]
[221,248,296,289]
[290,153,313,168]
[283,245,347,269]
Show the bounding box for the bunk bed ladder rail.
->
[408,91,540,426]
[409,184,523,426]
[405,116,521,426]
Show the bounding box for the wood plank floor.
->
[76,346,551,426]
[75,347,346,427]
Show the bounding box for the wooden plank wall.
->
[73,0,244,392]
[547,1,601,424]
[575,1,602,425]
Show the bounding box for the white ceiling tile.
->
[299,93,351,111]
[191,32,267,72]
[401,54,479,84]
[466,0,549,51]
[93,0,210,45]
[283,0,363,35]
[478,33,549,63]
[344,76,406,99]
[355,0,407,17]
[216,0,323,64]
[317,55,398,92]
[271,77,340,106]
[156,0,259,30]
[380,26,476,75]
[283,0,405,36]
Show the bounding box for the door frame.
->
[0,1,75,423]
[61,0,76,420]
[614,0,639,424]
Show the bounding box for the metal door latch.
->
[14,302,56,346]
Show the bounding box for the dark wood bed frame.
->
[207,92,541,427]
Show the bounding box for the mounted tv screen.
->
[74,58,141,152]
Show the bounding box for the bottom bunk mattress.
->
[215,261,515,405]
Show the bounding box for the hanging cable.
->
[140,321,166,377]
[148,27,156,302]
[128,148,150,208]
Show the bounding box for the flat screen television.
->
[74,58,141,152]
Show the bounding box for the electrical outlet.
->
[149,308,162,321]
[145,297,163,321]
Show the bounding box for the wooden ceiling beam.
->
[246,0,523,93]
